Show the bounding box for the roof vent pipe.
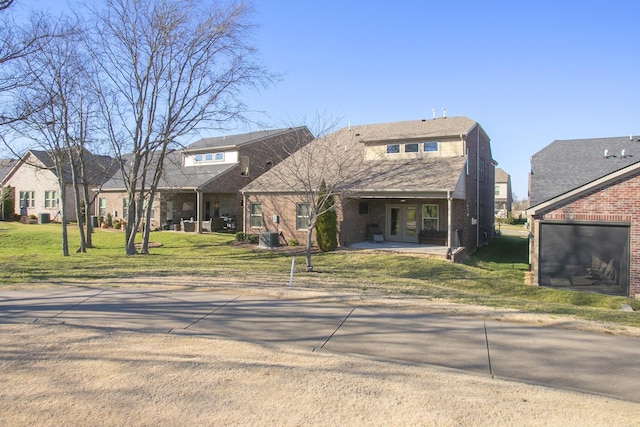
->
[604,149,608,158]
[432,109,436,119]
[442,107,446,118]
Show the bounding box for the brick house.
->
[0,149,114,222]
[527,136,640,298]
[241,116,495,257]
[98,127,313,232]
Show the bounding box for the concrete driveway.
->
[1,286,639,403]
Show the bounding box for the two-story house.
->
[494,167,512,219]
[241,116,495,257]
[98,127,314,232]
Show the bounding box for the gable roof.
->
[0,158,17,183]
[527,159,640,215]
[529,136,640,206]
[243,117,477,197]
[1,149,116,187]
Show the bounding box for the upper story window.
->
[193,152,224,163]
[423,141,438,152]
[386,144,400,154]
[405,143,419,153]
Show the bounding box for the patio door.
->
[387,204,418,242]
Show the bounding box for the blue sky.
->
[15,0,640,200]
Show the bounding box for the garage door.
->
[539,221,630,296]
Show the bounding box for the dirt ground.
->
[2,280,640,426]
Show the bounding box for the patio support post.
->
[447,191,453,249]
[196,189,203,234]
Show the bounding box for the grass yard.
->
[1,221,640,327]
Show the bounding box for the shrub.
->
[113,220,121,230]
[315,180,338,252]
[288,238,299,246]
[105,213,113,227]
[247,233,259,244]
[235,232,246,241]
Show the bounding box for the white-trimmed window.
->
[19,191,34,208]
[98,198,107,217]
[423,141,438,152]
[386,144,400,154]
[250,203,262,227]
[44,190,57,208]
[422,204,439,231]
[296,203,310,229]
[405,143,419,153]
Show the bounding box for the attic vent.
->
[603,149,616,159]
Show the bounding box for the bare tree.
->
[89,0,271,255]
[249,118,375,271]
[4,16,100,255]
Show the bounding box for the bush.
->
[315,181,338,252]
[113,220,121,230]
[288,238,299,246]
[235,232,246,241]
[105,213,113,227]
[247,233,259,244]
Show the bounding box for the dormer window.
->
[193,152,224,163]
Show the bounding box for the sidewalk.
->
[1,286,639,403]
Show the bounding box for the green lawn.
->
[1,221,639,328]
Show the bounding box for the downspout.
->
[242,191,247,235]
[476,128,480,249]
[447,191,452,249]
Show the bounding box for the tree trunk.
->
[305,227,313,271]
[58,183,69,257]
[82,186,93,248]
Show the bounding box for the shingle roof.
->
[243,117,475,195]
[529,136,640,206]
[102,127,311,191]
[0,158,17,182]
[3,149,116,186]
[184,127,306,152]
[355,116,477,143]
[495,167,509,183]
[100,150,235,191]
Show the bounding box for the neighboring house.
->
[0,149,115,222]
[241,116,495,257]
[98,127,314,232]
[494,167,512,218]
[527,136,640,298]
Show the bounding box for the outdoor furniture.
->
[419,229,447,246]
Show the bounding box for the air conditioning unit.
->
[259,231,279,248]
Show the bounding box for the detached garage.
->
[537,221,630,295]
[528,136,640,299]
